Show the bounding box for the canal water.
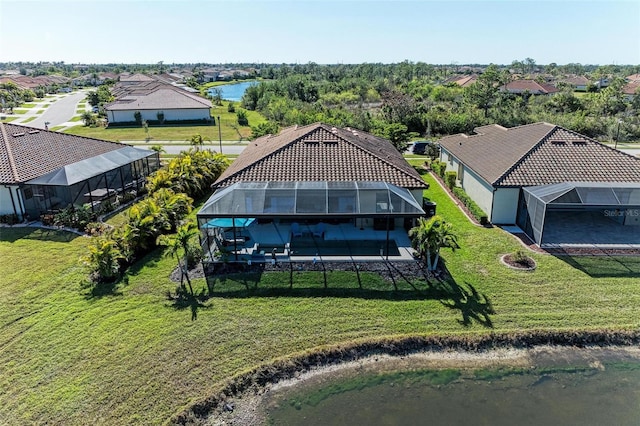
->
[208,81,257,102]
[262,349,640,425]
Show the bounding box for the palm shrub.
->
[157,221,201,295]
[82,235,125,283]
[409,215,460,271]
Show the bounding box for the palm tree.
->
[409,215,459,271]
[157,222,200,295]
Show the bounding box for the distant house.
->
[197,123,428,263]
[443,74,478,88]
[500,79,559,95]
[560,75,590,91]
[104,79,212,124]
[622,81,640,101]
[0,123,160,221]
[438,123,640,247]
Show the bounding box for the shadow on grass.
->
[552,253,640,278]
[168,287,212,321]
[202,261,495,328]
[436,280,495,328]
[83,249,164,299]
[0,226,80,243]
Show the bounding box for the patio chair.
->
[313,222,325,239]
[291,222,302,238]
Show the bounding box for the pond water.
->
[264,353,640,425]
[207,81,257,102]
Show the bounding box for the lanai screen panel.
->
[198,181,424,217]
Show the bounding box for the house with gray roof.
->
[105,79,212,125]
[197,123,429,263]
[0,123,159,221]
[438,123,640,247]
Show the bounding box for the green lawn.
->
[69,115,83,122]
[64,102,266,142]
[1,116,20,122]
[12,109,28,114]
[20,102,37,108]
[36,109,45,114]
[1,167,639,424]
[20,116,37,123]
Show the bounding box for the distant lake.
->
[208,81,258,102]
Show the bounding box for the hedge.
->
[452,187,489,225]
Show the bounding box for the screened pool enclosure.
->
[197,181,426,262]
[21,147,160,219]
[518,182,640,246]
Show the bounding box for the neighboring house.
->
[118,73,156,86]
[0,75,70,91]
[560,75,590,91]
[0,123,160,221]
[443,74,478,88]
[622,81,640,101]
[197,123,429,263]
[104,80,212,124]
[500,79,559,95]
[438,123,640,247]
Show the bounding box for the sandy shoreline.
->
[206,345,640,425]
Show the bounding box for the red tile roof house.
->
[0,123,160,222]
[196,123,429,263]
[438,123,640,248]
[104,81,212,125]
[500,79,559,95]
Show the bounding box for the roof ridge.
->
[493,124,558,185]
[0,122,20,182]
[335,127,425,187]
[214,123,325,187]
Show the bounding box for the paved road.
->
[27,91,89,130]
[124,142,248,155]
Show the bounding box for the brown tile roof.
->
[622,81,640,95]
[214,123,428,189]
[439,122,640,187]
[0,123,125,184]
[626,73,640,83]
[501,79,559,94]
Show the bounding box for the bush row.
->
[83,149,229,284]
[452,187,489,225]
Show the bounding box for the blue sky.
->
[1,0,638,65]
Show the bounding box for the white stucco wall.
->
[491,188,520,224]
[107,108,211,123]
[459,167,494,219]
[0,185,23,218]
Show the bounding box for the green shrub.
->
[0,213,20,225]
[54,205,95,230]
[452,187,489,225]
[236,109,249,126]
[445,171,457,189]
[227,102,235,113]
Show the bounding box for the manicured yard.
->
[63,102,266,141]
[0,167,639,424]
[20,116,37,123]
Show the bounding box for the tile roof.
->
[214,123,428,189]
[105,86,211,111]
[501,79,559,94]
[622,81,640,95]
[438,122,640,187]
[0,123,126,184]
